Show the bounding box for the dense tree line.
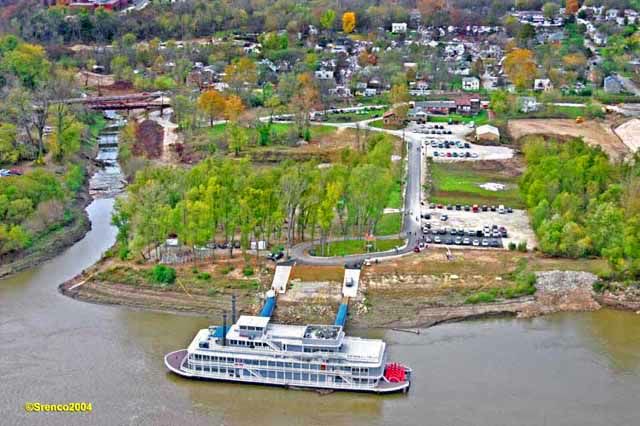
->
[4,0,513,45]
[0,166,86,255]
[112,133,399,260]
[0,34,97,256]
[520,137,640,279]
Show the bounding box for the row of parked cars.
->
[433,151,479,158]
[430,140,470,149]
[415,224,507,249]
[0,168,23,177]
[415,124,453,135]
[424,203,514,214]
[422,224,508,239]
[421,235,503,248]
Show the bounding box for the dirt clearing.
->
[507,118,629,161]
[614,118,640,153]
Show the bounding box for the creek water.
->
[1,130,640,426]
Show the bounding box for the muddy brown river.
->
[2,135,640,424]
[2,199,639,426]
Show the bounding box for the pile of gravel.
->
[535,271,598,294]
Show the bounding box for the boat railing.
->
[187,359,381,379]
[181,365,382,390]
[199,344,381,364]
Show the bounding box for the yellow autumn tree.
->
[197,90,226,126]
[342,12,356,33]
[504,48,537,90]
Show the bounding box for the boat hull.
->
[164,350,410,394]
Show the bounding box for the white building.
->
[534,78,554,92]
[476,125,500,142]
[314,69,334,80]
[391,22,408,33]
[462,76,480,91]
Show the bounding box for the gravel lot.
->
[419,206,537,250]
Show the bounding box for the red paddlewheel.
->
[384,363,406,383]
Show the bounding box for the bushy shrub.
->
[243,265,254,276]
[151,264,176,284]
[118,245,130,260]
[517,241,527,252]
[508,242,517,251]
[64,164,85,193]
[465,292,496,304]
[196,272,211,281]
[592,281,608,293]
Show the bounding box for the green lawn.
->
[386,180,403,209]
[375,212,402,236]
[312,238,405,257]
[430,162,525,208]
[427,109,489,125]
[206,122,337,141]
[369,119,385,129]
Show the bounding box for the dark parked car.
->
[267,251,284,261]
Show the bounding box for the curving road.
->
[289,120,427,265]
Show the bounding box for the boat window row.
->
[191,354,378,376]
[186,365,379,386]
[227,339,268,348]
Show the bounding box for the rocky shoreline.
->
[59,267,640,328]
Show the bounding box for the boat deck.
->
[165,349,191,377]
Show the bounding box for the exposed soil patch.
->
[507,118,629,161]
[134,120,164,158]
[614,118,640,153]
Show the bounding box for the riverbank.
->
[0,166,94,279]
[59,248,640,327]
[0,115,111,279]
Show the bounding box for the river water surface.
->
[1,136,640,426]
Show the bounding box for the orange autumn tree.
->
[197,90,226,126]
[565,0,580,15]
[291,73,320,138]
[417,0,447,16]
[224,95,245,122]
[342,12,356,33]
[504,48,537,90]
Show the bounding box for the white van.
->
[498,205,505,214]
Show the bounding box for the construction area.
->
[507,118,630,162]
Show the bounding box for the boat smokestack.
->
[222,310,227,346]
[231,294,237,324]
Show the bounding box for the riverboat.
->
[165,314,411,393]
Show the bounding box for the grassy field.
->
[375,212,402,236]
[206,122,336,141]
[428,109,489,126]
[312,238,405,257]
[386,180,403,209]
[430,162,525,208]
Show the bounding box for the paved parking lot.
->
[406,122,514,162]
[419,206,537,250]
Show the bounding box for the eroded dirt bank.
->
[59,256,639,328]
